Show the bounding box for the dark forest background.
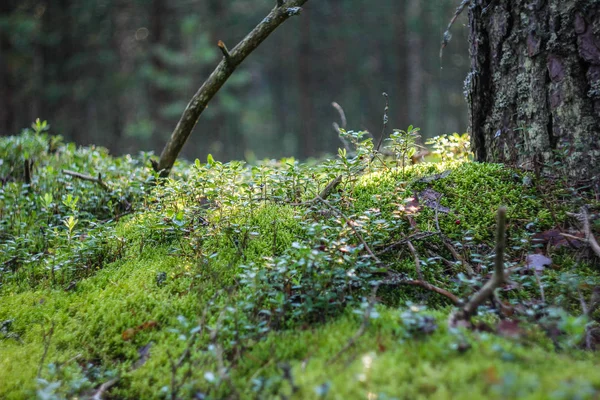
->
[0,1,469,162]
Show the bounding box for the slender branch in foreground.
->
[381,272,461,305]
[406,240,424,281]
[332,101,347,133]
[91,377,120,400]
[156,0,308,177]
[455,206,507,321]
[440,0,470,60]
[315,196,381,264]
[37,321,55,378]
[62,169,110,191]
[374,92,389,155]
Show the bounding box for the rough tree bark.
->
[155,1,308,177]
[467,0,600,179]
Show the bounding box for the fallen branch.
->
[453,207,507,322]
[62,169,110,191]
[406,240,423,281]
[91,377,120,400]
[317,174,343,201]
[381,272,461,305]
[441,237,475,276]
[156,1,308,177]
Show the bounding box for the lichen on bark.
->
[467,0,600,179]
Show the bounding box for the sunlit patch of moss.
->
[411,162,552,241]
[200,203,303,280]
[234,307,600,399]
[0,245,206,398]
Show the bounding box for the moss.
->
[235,308,600,399]
[1,160,599,399]
[0,245,201,397]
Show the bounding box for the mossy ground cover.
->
[1,128,599,399]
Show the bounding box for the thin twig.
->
[91,377,120,400]
[315,196,381,264]
[440,0,470,60]
[377,231,438,255]
[37,321,55,378]
[318,175,343,201]
[167,294,216,400]
[62,169,110,191]
[442,238,475,276]
[381,272,461,305]
[455,207,507,322]
[210,309,239,397]
[534,268,546,304]
[581,207,600,258]
[374,93,389,155]
[406,241,423,281]
[332,101,347,130]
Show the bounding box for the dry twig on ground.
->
[62,169,110,191]
[451,207,507,324]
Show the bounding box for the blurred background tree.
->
[0,0,469,161]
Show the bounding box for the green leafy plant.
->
[426,132,472,162]
[386,125,422,176]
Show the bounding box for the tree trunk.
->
[467,0,600,179]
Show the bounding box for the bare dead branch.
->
[317,174,342,201]
[62,169,110,191]
[406,240,424,281]
[570,207,600,259]
[440,0,469,60]
[217,40,232,62]
[91,377,120,400]
[442,238,475,276]
[381,272,461,305]
[157,1,308,177]
[37,321,55,378]
[455,206,507,321]
[332,101,347,130]
[374,92,389,155]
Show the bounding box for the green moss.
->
[0,245,200,397]
[235,308,600,399]
[1,159,599,399]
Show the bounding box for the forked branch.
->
[155,1,309,177]
[452,206,507,323]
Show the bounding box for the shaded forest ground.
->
[1,125,599,399]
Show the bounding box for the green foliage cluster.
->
[0,121,189,290]
[1,127,599,398]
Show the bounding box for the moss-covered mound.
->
[1,129,599,399]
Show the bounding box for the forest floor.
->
[1,129,599,399]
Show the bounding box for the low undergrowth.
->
[1,124,599,399]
